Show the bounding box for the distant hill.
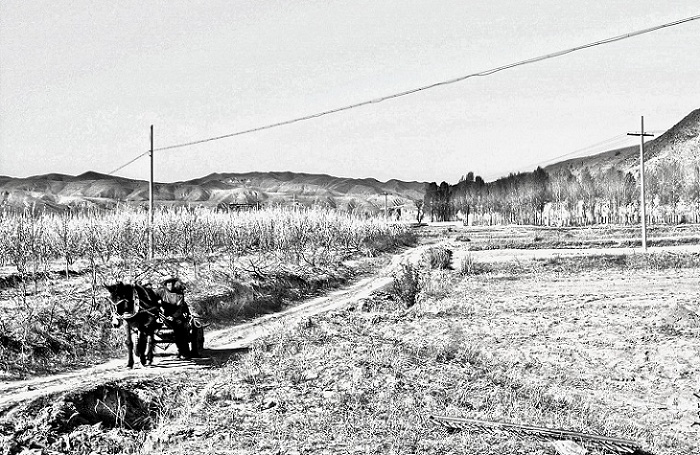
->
[545,108,700,177]
[0,170,428,213]
[4,109,698,213]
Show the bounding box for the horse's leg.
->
[142,315,155,365]
[125,323,134,368]
[136,328,148,366]
[146,330,155,365]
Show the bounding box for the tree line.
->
[423,161,700,226]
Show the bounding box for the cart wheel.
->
[191,326,205,356]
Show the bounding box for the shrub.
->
[422,246,453,270]
[459,254,492,275]
[393,262,422,308]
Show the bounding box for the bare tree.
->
[578,168,598,224]
[413,199,424,224]
[655,160,684,223]
[683,165,700,222]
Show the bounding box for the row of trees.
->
[423,161,700,226]
[0,206,411,304]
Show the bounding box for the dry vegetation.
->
[139,246,700,455]
[446,223,700,250]
[2,222,700,454]
[0,206,414,379]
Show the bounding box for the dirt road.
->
[0,242,434,414]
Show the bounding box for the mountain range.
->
[2,108,698,212]
[0,170,427,213]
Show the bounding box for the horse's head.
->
[105,281,135,327]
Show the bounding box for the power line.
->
[543,129,665,165]
[152,14,700,153]
[481,130,667,181]
[106,13,700,175]
[107,151,149,176]
[514,134,630,169]
[480,134,628,181]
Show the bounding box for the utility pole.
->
[384,192,388,218]
[149,125,154,260]
[628,116,654,251]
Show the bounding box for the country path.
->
[0,241,438,414]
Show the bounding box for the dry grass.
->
[146,261,700,454]
[428,224,700,251]
[0,281,118,379]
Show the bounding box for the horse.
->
[105,281,161,368]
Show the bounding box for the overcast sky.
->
[1,1,699,184]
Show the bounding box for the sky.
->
[1,1,699,184]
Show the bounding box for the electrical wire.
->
[151,14,700,153]
[514,135,635,169]
[106,13,700,175]
[107,151,149,176]
[540,129,665,166]
[481,129,666,181]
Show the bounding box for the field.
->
[136,226,700,455]
[0,206,414,379]
[1,220,700,454]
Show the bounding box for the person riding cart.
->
[156,276,194,359]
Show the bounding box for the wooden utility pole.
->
[149,125,154,260]
[628,116,654,251]
[384,192,388,218]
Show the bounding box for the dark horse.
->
[105,282,160,368]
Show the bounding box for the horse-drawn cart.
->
[106,281,209,367]
[152,314,207,357]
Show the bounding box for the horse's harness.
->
[107,288,207,329]
[106,289,160,327]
